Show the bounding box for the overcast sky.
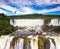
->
[0,0,60,15]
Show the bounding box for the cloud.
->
[9,0,33,6]
[0,4,60,15]
[13,7,35,15]
[0,3,34,15]
[14,6,60,15]
[8,0,60,6]
[0,4,20,13]
[0,9,7,14]
[21,7,34,14]
[0,0,60,15]
[36,6,60,14]
[35,0,60,5]
[0,0,60,6]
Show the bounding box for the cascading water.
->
[30,35,38,49]
[0,18,60,49]
[10,19,14,26]
[0,35,60,49]
[10,19,44,27]
[54,37,60,49]
[10,19,60,27]
[0,35,14,49]
[49,39,56,49]
[13,38,24,49]
[49,19,60,26]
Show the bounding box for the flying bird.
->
[14,11,17,13]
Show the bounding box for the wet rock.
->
[44,39,50,49]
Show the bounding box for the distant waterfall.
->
[49,39,56,49]
[49,19,60,26]
[10,19,60,27]
[10,19,15,26]
[10,19,44,27]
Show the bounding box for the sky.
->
[0,0,60,15]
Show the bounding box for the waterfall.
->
[0,35,14,49]
[49,39,56,49]
[10,19,60,27]
[49,19,60,26]
[30,35,38,49]
[13,38,24,49]
[54,37,60,49]
[10,19,44,27]
[10,19,14,26]
[0,35,60,49]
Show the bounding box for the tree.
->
[52,26,60,33]
[0,14,15,35]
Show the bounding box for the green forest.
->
[0,14,15,35]
[8,14,60,19]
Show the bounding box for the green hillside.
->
[7,14,60,19]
